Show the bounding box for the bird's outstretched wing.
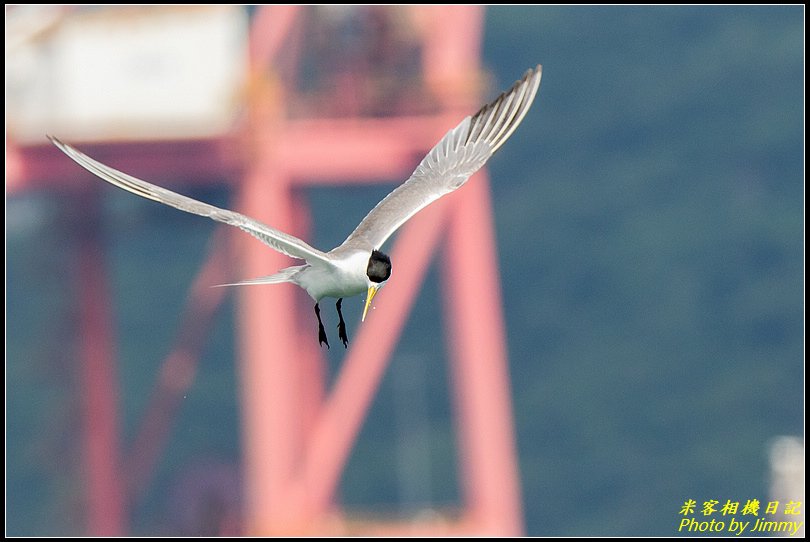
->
[48,136,330,264]
[340,64,542,252]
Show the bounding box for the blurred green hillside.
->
[6,6,803,536]
[481,6,803,535]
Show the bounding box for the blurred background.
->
[5,5,804,536]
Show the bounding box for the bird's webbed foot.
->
[315,302,329,349]
[336,298,349,348]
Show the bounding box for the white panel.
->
[7,6,248,142]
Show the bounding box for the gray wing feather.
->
[48,136,330,264]
[340,64,542,251]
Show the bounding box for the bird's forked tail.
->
[213,265,306,287]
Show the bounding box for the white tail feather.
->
[212,265,305,287]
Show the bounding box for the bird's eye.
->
[367,250,392,283]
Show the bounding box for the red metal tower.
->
[8,5,524,535]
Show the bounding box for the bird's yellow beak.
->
[362,286,379,322]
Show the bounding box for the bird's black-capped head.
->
[363,249,391,321]
[366,249,392,284]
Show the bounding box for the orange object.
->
[11,6,525,535]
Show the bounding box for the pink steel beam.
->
[237,162,310,534]
[248,5,301,70]
[443,174,523,536]
[415,7,524,533]
[11,116,451,192]
[240,8,313,533]
[278,116,459,183]
[76,195,125,536]
[295,194,453,518]
[240,8,315,531]
[11,138,241,193]
[416,5,485,106]
[6,137,24,192]
[236,103,463,535]
[239,5,523,535]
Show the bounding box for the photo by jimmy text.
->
[677,499,803,536]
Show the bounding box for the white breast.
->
[294,251,371,301]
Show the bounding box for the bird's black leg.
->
[336,298,349,348]
[315,302,329,349]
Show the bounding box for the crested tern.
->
[49,64,542,348]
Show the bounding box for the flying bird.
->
[49,65,542,348]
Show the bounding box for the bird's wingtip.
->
[46,134,64,148]
[524,64,542,78]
